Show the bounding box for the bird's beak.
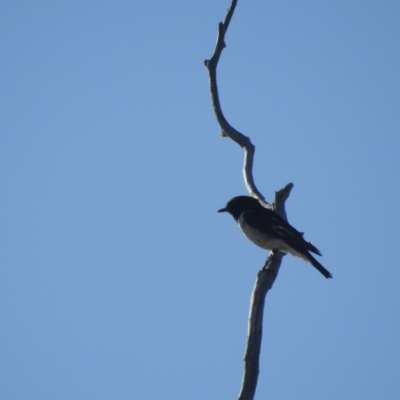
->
[218,207,227,213]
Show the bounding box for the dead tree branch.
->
[204,0,266,205]
[204,1,294,399]
[239,251,284,400]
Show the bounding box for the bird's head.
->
[218,196,264,221]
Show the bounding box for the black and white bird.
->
[218,196,332,279]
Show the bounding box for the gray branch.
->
[205,1,294,400]
[204,0,265,204]
[238,251,285,400]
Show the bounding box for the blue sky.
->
[1,1,399,399]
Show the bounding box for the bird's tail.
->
[306,252,332,279]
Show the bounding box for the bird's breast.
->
[238,214,304,258]
[238,216,277,250]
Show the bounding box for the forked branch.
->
[204,1,294,400]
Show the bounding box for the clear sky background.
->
[1,1,399,399]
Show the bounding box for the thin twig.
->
[204,0,265,203]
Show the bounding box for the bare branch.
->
[237,182,290,400]
[238,251,284,400]
[272,182,294,219]
[205,2,294,399]
[204,0,265,202]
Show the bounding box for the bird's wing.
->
[241,210,322,256]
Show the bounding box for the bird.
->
[218,196,332,279]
